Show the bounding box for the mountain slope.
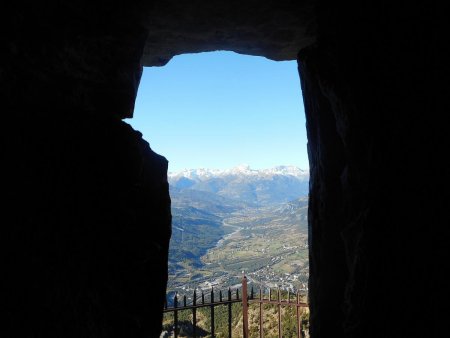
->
[167,165,309,290]
[169,165,309,205]
[169,206,230,275]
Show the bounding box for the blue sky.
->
[126,51,308,173]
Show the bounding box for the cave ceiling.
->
[141,0,316,66]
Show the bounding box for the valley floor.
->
[166,201,309,304]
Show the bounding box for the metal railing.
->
[163,286,242,337]
[163,276,308,338]
[244,276,308,338]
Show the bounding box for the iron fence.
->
[162,276,308,338]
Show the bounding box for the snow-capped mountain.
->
[169,164,308,180]
[169,165,309,206]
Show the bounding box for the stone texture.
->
[1,1,440,338]
[298,2,440,337]
[298,47,347,337]
[1,1,152,119]
[2,2,172,337]
[141,0,316,66]
[3,117,172,338]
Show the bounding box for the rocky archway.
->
[2,1,438,337]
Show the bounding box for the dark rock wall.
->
[300,2,439,337]
[298,47,347,337]
[2,1,152,119]
[4,119,171,338]
[1,1,440,338]
[2,2,172,337]
[141,0,316,66]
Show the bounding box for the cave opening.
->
[126,51,310,308]
[3,2,438,337]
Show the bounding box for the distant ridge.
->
[167,165,310,294]
[169,164,309,179]
[169,165,309,206]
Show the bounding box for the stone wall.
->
[2,2,172,337]
[299,2,439,337]
[1,1,439,337]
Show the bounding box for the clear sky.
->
[126,51,308,173]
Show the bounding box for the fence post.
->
[193,290,197,338]
[296,292,302,338]
[174,293,178,338]
[277,288,281,338]
[259,288,264,338]
[211,288,215,337]
[242,276,249,338]
[228,288,232,338]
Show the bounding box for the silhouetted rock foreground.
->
[3,118,171,337]
[1,1,440,337]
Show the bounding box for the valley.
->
[166,166,309,303]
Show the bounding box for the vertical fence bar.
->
[259,288,263,338]
[242,276,249,338]
[277,288,281,338]
[296,292,302,338]
[163,285,308,338]
[228,288,232,338]
[174,293,178,338]
[210,288,215,337]
[193,290,197,338]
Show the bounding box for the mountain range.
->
[169,165,309,206]
[167,165,310,286]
